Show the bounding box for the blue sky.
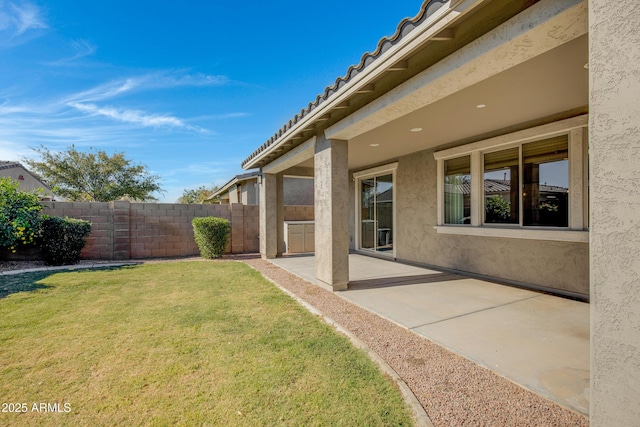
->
[0,1,422,202]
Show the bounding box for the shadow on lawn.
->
[0,265,138,300]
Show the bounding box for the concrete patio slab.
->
[270,253,590,415]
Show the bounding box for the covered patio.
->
[240,0,640,423]
[270,253,590,415]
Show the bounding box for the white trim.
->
[470,151,482,226]
[436,159,444,225]
[434,116,589,236]
[434,226,588,242]
[262,136,316,174]
[582,127,589,230]
[434,115,588,160]
[283,175,314,180]
[569,127,585,230]
[353,162,399,179]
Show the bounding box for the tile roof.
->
[241,0,448,168]
[210,171,261,199]
[445,179,568,195]
[0,161,21,170]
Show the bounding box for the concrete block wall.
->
[129,202,231,258]
[243,205,260,253]
[42,201,113,259]
[41,201,268,260]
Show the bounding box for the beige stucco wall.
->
[240,178,258,205]
[228,184,239,204]
[589,0,640,424]
[283,177,314,205]
[1,165,54,199]
[350,147,589,297]
[225,177,309,206]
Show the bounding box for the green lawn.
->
[0,261,414,426]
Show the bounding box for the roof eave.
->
[241,0,483,170]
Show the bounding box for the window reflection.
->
[484,147,519,224]
[360,174,393,252]
[444,156,471,224]
[523,136,569,227]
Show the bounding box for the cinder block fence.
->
[41,201,313,260]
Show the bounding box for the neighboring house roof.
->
[241,0,452,170]
[209,171,260,200]
[484,179,511,194]
[377,187,393,203]
[0,160,53,193]
[446,179,568,195]
[0,160,21,170]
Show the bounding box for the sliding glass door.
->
[360,174,393,253]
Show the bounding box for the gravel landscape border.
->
[241,257,589,427]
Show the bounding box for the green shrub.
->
[40,216,92,265]
[485,195,511,223]
[192,217,230,259]
[0,177,43,253]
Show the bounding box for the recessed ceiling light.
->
[410,127,423,132]
[476,104,486,109]
[369,143,379,147]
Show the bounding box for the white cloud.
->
[64,78,142,103]
[67,102,204,131]
[157,73,230,87]
[46,39,96,66]
[65,71,231,103]
[0,1,46,41]
[209,112,250,120]
[0,102,30,114]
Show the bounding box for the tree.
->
[23,145,162,202]
[178,185,220,204]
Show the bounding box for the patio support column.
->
[259,172,277,259]
[276,172,285,256]
[589,0,640,425]
[314,136,349,291]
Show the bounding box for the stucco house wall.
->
[283,176,313,206]
[0,161,56,200]
[228,184,240,204]
[241,179,258,205]
[216,174,313,207]
[240,0,639,421]
[589,0,640,423]
[389,148,588,296]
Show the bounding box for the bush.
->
[40,216,92,265]
[192,217,230,259]
[0,177,43,253]
[485,195,511,223]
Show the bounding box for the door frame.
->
[353,162,398,258]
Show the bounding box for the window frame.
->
[434,116,588,243]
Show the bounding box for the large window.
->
[522,136,568,227]
[434,117,588,242]
[482,136,569,227]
